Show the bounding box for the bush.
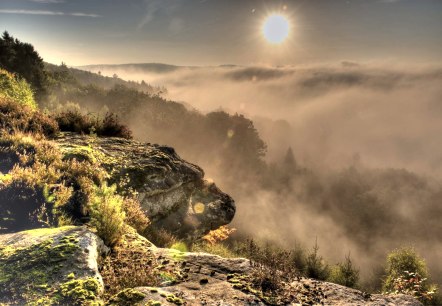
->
[0,98,59,137]
[0,69,36,108]
[88,183,126,246]
[99,113,132,139]
[144,228,178,248]
[328,254,360,288]
[99,232,160,300]
[233,239,300,294]
[54,110,132,139]
[383,247,438,304]
[383,247,428,292]
[54,109,95,135]
[122,197,150,234]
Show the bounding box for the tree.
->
[0,31,48,100]
[283,147,297,170]
[0,68,36,108]
[305,239,330,280]
[328,253,360,288]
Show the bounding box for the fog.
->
[84,63,442,176]
[82,63,442,283]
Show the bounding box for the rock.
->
[125,233,423,306]
[0,228,423,306]
[55,133,235,240]
[0,226,107,305]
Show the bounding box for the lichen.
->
[107,288,146,306]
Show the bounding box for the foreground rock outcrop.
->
[137,248,422,306]
[0,226,107,305]
[0,227,422,306]
[54,133,235,240]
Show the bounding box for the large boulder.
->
[56,133,235,240]
[0,226,107,305]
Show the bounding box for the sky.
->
[0,0,441,66]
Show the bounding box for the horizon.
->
[1,0,441,66]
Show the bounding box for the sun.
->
[262,14,290,44]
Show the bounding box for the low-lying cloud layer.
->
[83,63,442,282]
[86,63,442,177]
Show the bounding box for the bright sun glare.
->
[263,14,290,44]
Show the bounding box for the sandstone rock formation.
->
[0,226,107,305]
[0,227,422,305]
[135,246,423,306]
[55,133,235,240]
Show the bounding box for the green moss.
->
[67,272,75,279]
[147,301,162,306]
[59,278,100,303]
[170,242,187,253]
[61,145,102,164]
[165,293,184,305]
[227,273,280,305]
[22,226,76,236]
[0,227,90,304]
[107,288,146,306]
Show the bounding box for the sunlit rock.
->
[56,133,235,239]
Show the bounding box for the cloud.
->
[0,9,100,17]
[28,0,65,3]
[137,0,181,30]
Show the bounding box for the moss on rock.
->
[0,227,104,305]
[107,288,146,306]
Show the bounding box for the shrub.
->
[233,239,300,294]
[383,247,438,304]
[388,271,437,303]
[54,109,95,135]
[122,197,150,234]
[99,113,132,139]
[202,225,236,245]
[144,228,178,248]
[54,110,132,139]
[99,234,160,300]
[88,183,126,246]
[383,247,428,292]
[0,69,36,108]
[0,133,73,232]
[328,254,360,288]
[0,98,59,137]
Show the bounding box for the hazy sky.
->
[0,0,441,66]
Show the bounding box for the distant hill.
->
[45,62,158,93]
[79,63,240,74]
[80,63,187,74]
